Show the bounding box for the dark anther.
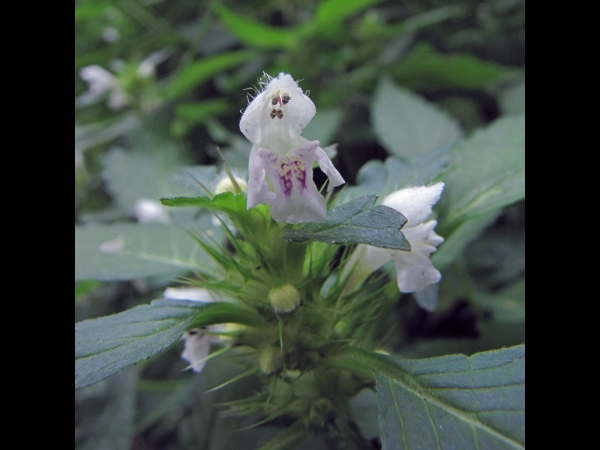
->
[270,109,277,119]
[276,110,284,119]
[282,94,291,105]
[271,97,278,105]
[188,330,199,335]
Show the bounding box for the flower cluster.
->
[239,73,345,223]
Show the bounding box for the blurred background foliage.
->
[75,0,524,448]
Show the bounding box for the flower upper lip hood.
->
[240,73,316,143]
[240,73,345,224]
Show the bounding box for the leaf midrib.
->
[340,348,524,449]
[388,369,523,449]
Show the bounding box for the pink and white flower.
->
[240,73,344,223]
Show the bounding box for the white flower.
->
[79,65,128,110]
[181,329,211,373]
[240,73,344,223]
[79,65,117,96]
[164,287,241,372]
[352,183,445,293]
[134,198,170,224]
[164,287,213,372]
[163,287,214,301]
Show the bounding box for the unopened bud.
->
[269,284,301,314]
[215,177,247,195]
[258,345,282,374]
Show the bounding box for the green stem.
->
[325,346,396,381]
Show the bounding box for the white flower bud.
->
[269,284,301,314]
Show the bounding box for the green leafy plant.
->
[76,2,524,448]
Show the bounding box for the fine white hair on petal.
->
[239,73,316,142]
[181,329,211,372]
[164,287,214,302]
[382,183,444,226]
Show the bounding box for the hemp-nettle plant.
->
[76,70,525,449]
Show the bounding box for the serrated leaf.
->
[372,78,461,160]
[334,346,525,449]
[213,4,295,49]
[438,114,525,234]
[75,222,220,281]
[283,195,410,250]
[164,50,256,99]
[75,300,265,389]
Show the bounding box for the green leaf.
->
[438,114,525,234]
[372,78,461,160]
[498,80,525,115]
[75,115,140,153]
[392,6,466,35]
[161,191,247,217]
[75,222,220,281]
[283,195,410,250]
[75,280,100,303]
[314,0,385,26]
[172,100,232,137]
[392,43,511,90]
[76,299,197,389]
[480,278,525,323]
[302,108,343,146]
[176,99,230,121]
[213,4,295,49]
[432,212,499,272]
[164,50,256,99]
[334,346,525,449]
[169,165,220,197]
[75,300,264,389]
[339,145,453,203]
[102,147,188,217]
[78,369,138,450]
